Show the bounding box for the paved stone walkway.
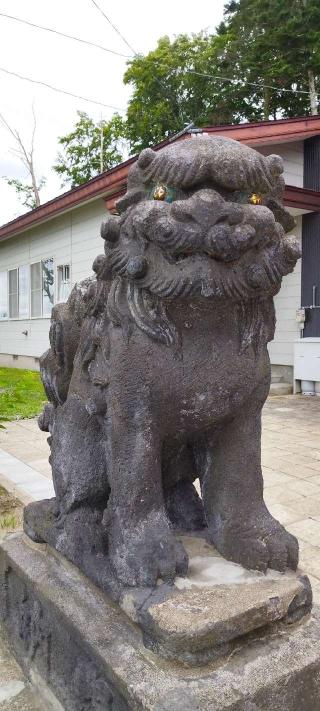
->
[0,627,41,710]
[0,395,320,599]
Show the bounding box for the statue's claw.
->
[208,510,299,574]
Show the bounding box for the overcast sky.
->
[0,0,226,225]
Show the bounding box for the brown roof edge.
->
[284,185,320,212]
[203,115,320,146]
[0,161,136,243]
[1,115,320,242]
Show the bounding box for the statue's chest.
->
[175,345,261,424]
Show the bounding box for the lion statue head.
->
[93,135,300,348]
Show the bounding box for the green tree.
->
[222,0,320,119]
[124,2,320,152]
[53,111,125,188]
[124,33,263,154]
[4,177,46,210]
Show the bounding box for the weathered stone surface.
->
[1,534,320,711]
[24,134,302,597]
[117,535,312,663]
[143,577,311,663]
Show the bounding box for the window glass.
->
[42,258,54,317]
[31,262,42,317]
[0,271,8,320]
[9,268,18,318]
[18,265,29,318]
[57,264,71,303]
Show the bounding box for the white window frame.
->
[18,264,30,319]
[30,261,42,319]
[0,271,8,321]
[0,258,55,321]
[56,263,71,303]
[8,267,19,320]
[30,258,54,319]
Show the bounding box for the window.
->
[42,258,54,316]
[57,264,71,303]
[18,265,29,318]
[31,258,54,317]
[0,271,8,320]
[9,269,18,318]
[31,262,41,317]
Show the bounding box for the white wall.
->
[268,216,302,367]
[0,199,106,359]
[257,141,304,188]
[257,141,304,368]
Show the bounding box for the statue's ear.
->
[267,154,284,177]
[138,147,155,170]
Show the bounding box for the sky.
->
[0,0,226,225]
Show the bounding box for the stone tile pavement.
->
[0,626,41,710]
[0,396,320,599]
[0,419,53,505]
[261,395,320,602]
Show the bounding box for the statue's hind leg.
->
[24,394,109,568]
[198,389,299,573]
[162,441,206,531]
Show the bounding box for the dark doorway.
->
[301,212,320,337]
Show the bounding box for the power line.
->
[0,67,126,111]
[89,0,137,56]
[0,12,132,58]
[88,2,185,125]
[183,70,310,96]
[1,12,308,102]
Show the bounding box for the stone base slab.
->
[1,533,320,710]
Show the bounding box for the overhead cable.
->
[0,67,126,111]
[185,70,310,95]
[89,0,137,56]
[0,12,132,58]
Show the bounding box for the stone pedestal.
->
[1,533,320,711]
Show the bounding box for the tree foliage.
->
[1,107,45,209]
[123,33,261,153]
[221,0,320,119]
[124,0,320,152]
[53,111,125,188]
[4,177,46,210]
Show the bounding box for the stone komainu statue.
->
[24,135,301,593]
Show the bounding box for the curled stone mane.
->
[96,135,300,351]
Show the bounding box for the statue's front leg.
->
[200,398,299,573]
[105,393,188,587]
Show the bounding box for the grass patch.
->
[0,484,22,533]
[0,367,46,422]
[0,514,18,529]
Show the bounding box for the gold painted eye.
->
[153,184,167,201]
[249,193,262,205]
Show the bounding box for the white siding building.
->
[1,116,320,386]
[0,201,107,367]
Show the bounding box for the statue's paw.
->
[209,512,298,574]
[109,514,189,587]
